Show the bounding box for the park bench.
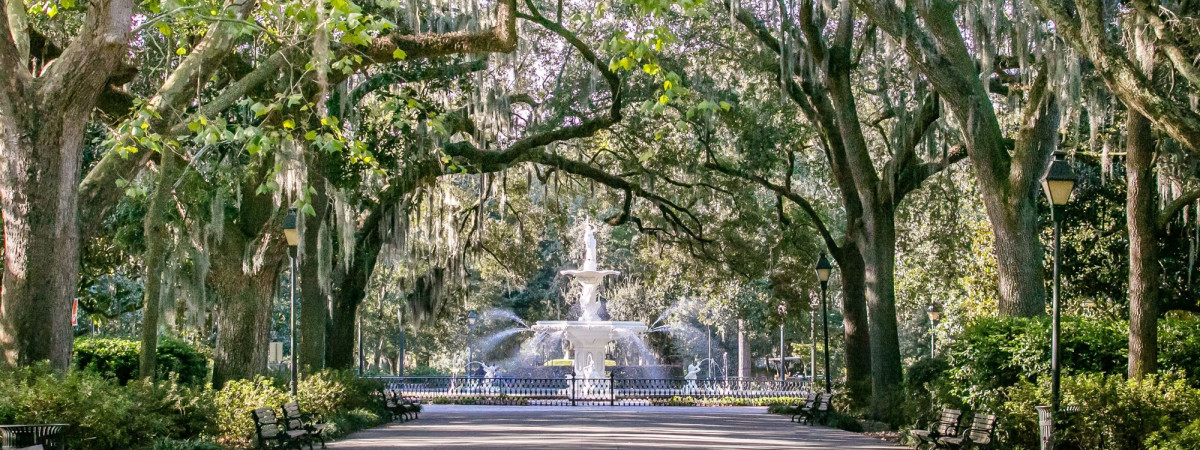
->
[936,413,996,449]
[910,408,962,449]
[251,407,306,450]
[0,424,67,450]
[787,392,819,423]
[384,390,422,422]
[798,393,832,425]
[281,402,329,449]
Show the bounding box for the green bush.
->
[998,372,1200,449]
[210,376,289,449]
[73,337,210,385]
[0,364,215,450]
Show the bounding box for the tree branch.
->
[1132,0,1200,90]
[705,159,840,254]
[1032,0,1200,152]
[1159,189,1200,230]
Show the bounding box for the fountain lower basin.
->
[531,320,648,379]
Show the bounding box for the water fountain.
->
[530,221,648,379]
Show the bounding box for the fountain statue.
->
[683,361,700,393]
[483,363,499,379]
[531,219,648,379]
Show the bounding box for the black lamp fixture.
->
[1042,157,1078,206]
[283,208,300,246]
[283,208,299,396]
[814,253,833,394]
[815,253,832,285]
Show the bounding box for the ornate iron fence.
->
[370,376,812,406]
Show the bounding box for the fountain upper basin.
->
[530,320,648,333]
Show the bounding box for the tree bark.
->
[138,149,179,379]
[0,0,134,370]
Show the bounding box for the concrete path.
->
[328,405,907,449]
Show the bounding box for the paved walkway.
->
[328,405,907,449]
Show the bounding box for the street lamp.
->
[815,253,832,394]
[467,310,478,377]
[1042,156,1076,414]
[809,297,817,383]
[926,305,941,357]
[283,208,300,396]
[777,304,786,381]
[397,305,406,377]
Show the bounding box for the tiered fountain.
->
[530,222,648,380]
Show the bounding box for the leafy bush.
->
[998,372,1200,449]
[210,376,289,449]
[944,316,1128,408]
[0,364,215,450]
[903,357,957,429]
[73,337,210,385]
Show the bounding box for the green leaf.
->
[282,119,295,130]
[176,47,187,56]
[658,95,669,105]
[392,49,407,60]
[304,130,317,140]
[719,101,732,111]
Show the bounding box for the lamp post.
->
[467,310,478,377]
[809,298,816,382]
[815,253,833,394]
[926,305,941,357]
[777,304,786,381]
[283,208,300,397]
[397,305,406,377]
[1042,156,1077,413]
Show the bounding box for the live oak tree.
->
[0,0,136,370]
[857,0,1067,318]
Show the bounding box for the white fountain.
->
[531,221,648,379]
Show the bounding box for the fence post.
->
[609,372,615,406]
[570,375,576,406]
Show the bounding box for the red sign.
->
[72,299,78,327]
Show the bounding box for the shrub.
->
[997,372,1200,449]
[0,364,215,450]
[73,337,210,385]
[210,376,288,449]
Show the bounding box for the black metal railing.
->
[370,376,811,406]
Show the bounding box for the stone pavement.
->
[327,405,908,449]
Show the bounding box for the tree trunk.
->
[991,198,1049,317]
[0,111,86,370]
[209,223,286,388]
[0,0,133,370]
[858,212,903,421]
[836,244,873,408]
[1127,26,1159,379]
[139,149,179,379]
[326,293,362,370]
[299,175,330,374]
[1127,109,1159,378]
